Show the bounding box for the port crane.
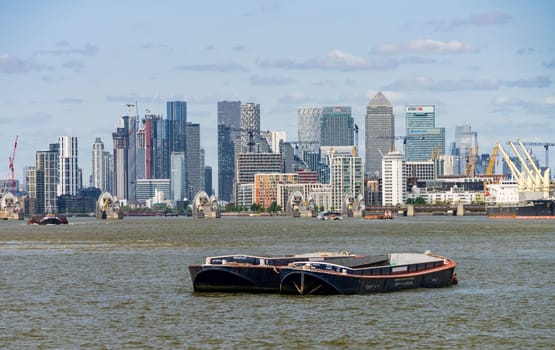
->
[519,141,555,170]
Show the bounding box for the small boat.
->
[317,211,342,221]
[188,251,382,293]
[28,213,69,225]
[363,210,393,220]
[279,251,457,295]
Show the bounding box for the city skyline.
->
[1,1,554,190]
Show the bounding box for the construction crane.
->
[485,144,498,175]
[519,141,555,170]
[464,145,478,177]
[7,135,18,194]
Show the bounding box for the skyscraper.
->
[240,102,260,153]
[35,143,58,213]
[217,100,241,202]
[365,92,394,177]
[454,124,478,175]
[321,106,354,146]
[170,152,185,201]
[204,166,212,196]
[186,122,201,200]
[92,137,112,192]
[112,117,130,202]
[167,101,187,154]
[57,136,79,196]
[329,155,364,212]
[297,107,322,159]
[405,105,445,161]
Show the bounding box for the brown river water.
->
[1,216,553,349]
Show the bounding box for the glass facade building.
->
[365,92,394,177]
[405,105,445,162]
[320,106,354,147]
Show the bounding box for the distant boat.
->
[279,251,457,295]
[363,210,393,220]
[317,211,342,221]
[28,213,69,225]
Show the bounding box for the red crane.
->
[8,136,18,194]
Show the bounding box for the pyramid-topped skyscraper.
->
[365,92,394,177]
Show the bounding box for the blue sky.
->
[1,0,554,187]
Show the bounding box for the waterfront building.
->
[35,143,59,213]
[186,122,201,200]
[236,183,254,208]
[329,155,364,212]
[112,117,130,202]
[382,150,406,206]
[240,102,261,153]
[365,92,394,177]
[217,101,241,202]
[296,168,318,183]
[406,161,437,181]
[405,105,445,162]
[57,136,79,196]
[279,142,295,173]
[170,152,185,201]
[254,173,298,208]
[297,107,322,160]
[321,106,354,147]
[235,153,282,204]
[136,178,171,203]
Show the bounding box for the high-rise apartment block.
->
[240,103,260,153]
[57,136,79,196]
[92,137,112,192]
[186,122,201,200]
[382,150,406,205]
[365,92,394,177]
[329,155,364,212]
[297,107,322,159]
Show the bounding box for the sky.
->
[1,0,554,192]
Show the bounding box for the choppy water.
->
[1,216,553,349]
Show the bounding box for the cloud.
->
[371,39,478,55]
[516,48,537,55]
[58,98,86,104]
[34,42,98,56]
[139,42,169,49]
[174,63,249,72]
[543,59,555,69]
[0,54,51,74]
[249,75,295,86]
[61,60,84,72]
[427,12,512,31]
[258,50,398,71]
[491,95,555,114]
[384,75,551,91]
[232,45,246,52]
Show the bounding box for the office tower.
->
[186,122,201,200]
[240,102,260,153]
[365,92,394,177]
[200,148,205,191]
[265,131,286,153]
[136,179,171,202]
[405,105,445,161]
[297,108,322,160]
[144,115,169,179]
[92,137,112,192]
[170,152,185,201]
[217,101,241,202]
[57,136,79,196]
[320,106,354,146]
[329,155,364,212]
[204,166,212,196]
[167,101,187,154]
[382,150,406,205]
[454,124,478,175]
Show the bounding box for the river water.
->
[0,216,553,349]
